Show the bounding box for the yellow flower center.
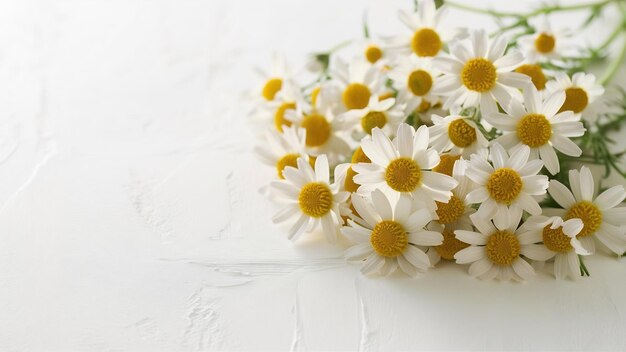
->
[301,113,331,147]
[274,102,295,132]
[407,69,433,96]
[416,99,432,113]
[352,146,371,163]
[559,87,588,114]
[433,154,461,176]
[516,113,552,148]
[342,83,371,110]
[311,86,321,106]
[486,168,523,204]
[436,228,470,260]
[435,195,466,224]
[385,157,422,193]
[361,111,387,134]
[534,33,556,54]
[378,91,395,101]
[276,153,299,179]
[542,225,573,253]
[486,230,521,266]
[262,78,282,101]
[411,28,442,57]
[566,201,603,237]
[344,167,360,193]
[461,58,497,92]
[298,182,333,218]
[370,220,408,257]
[448,119,477,148]
[365,45,383,63]
[515,64,546,90]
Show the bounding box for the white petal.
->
[521,244,555,261]
[455,230,487,245]
[371,189,393,220]
[454,245,485,264]
[594,185,626,211]
[360,253,385,275]
[402,246,431,269]
[548,180,576,208]
[579,166,595,201]
[345,243,374,261]
[469,258,493,277]
[511,258,535,281]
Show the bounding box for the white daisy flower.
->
[428,113,489,157]
[465,143,549,229]
[255,125,311,179]
[253,53,292,102]
[352,123,458,210]
[388,0,464,58]
[336,96,405,137]
[545,72,605,123]
[388,55,441,115]
[518,215,590,280]
[514,63,548,91]
[546,166,626,255]
[329,58,384,111]
[518,19,568,63]
[454,211,536,281]
[484,84,585,175]
[249,79,302,133]
[270,155,349,243]
[342,190,442,276]
[360,38,388,65]
[285,86,352,164]
[432,30,531,113]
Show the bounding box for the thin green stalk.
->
[599,35,626,84]
[445,0,614,18]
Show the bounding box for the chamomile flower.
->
[388,0,463,58]
[333,146,373,221]
[329,58,384,111]
[546,166,626,255]
[518,216,589,280]
[342,190,442,276]
[484,84,585,175]
[270,155,349,243]
[250,80,302,133]
[454,211,536,281]
[255,125,311,179]
[518,19,568,63]
[336,96,405,137]
[360,38,388,65]
[352,123,458,210]
[388,55,441,115]
[515,64,548,91]
[428,113,489,157]
[285,86,352,164]
[465,143,549,229]
[546,72,605,123]
[433,30,530,113]
[253,53,292,102]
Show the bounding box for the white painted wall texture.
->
[1,0,626,351]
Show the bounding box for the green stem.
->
[579,255,591,276]
[597,25,624,52]
[599,35,626,84]
[445,0,614,18]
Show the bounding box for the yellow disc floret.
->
[301,113,331,147]
[515,64,547,90]
[517,113,552,148]
[371,220,408,257]
[361,111,387,135]
[276,153,299,179]
[343,83,371,110]
[365,45,383,63]
[411,28,442,57]
[461,58,497,92]
[559,87,588,114]
[534,33,556,54]
[448,119,477,148]
[274,102,295,132]
[298,182,333,218]
[352,147,371,164]
[433,154,461,176]
[344,167,360,193]
[486,168,523,204]
[542,226,573,253]
[566,201,602,237]
[385,157,422,192]
[262,78,282,101]
[435,195,466,224]
[407,70,433,96]
[436,228,470,260]
[486,230,521,266]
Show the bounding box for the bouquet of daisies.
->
[251,0,626,281]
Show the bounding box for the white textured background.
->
[1,0,626,351]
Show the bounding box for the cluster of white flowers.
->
[251,0,626,281]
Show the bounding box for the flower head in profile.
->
[352,123,458,210]
[465,143,549,229]
[518,216,589,280]
[433,30,530,113]
[484,84,585,174]
[546,72,605,123]
[252,53,293,102]
[454,211,536,281]
[270,155,349,243]
[546,166,626,255]
[342,190,442,276]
